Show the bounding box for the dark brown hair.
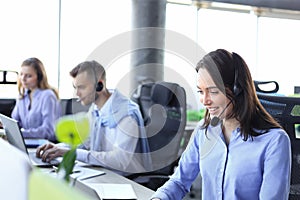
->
[196,49,281,140]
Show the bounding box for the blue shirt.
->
[152,121,291,200]
[11,89,60,141]
[76,89,151,175]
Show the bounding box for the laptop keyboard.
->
[29,152,60,166]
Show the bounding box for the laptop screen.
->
[0,113,28,154]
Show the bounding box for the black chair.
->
[0,70,18,118]
[129,81,187,190]
[254,80,279,94]
[0,99,16,117]
[257,93,300,199]
[0,70,18,85]
[59,98,89,116]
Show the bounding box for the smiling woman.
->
[151,49,291,200]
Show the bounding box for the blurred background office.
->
[1,0,300,110]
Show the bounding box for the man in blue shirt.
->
[36,60,151,175]
[151,49,291,200]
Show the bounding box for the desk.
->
[41,162,154,200]
[79,166,154,200]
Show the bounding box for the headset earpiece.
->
[37,72,43,82]
[96,81,103,92]
[233,68,240,96]
[232,52,241,97]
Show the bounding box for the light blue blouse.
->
[152,122,291,200]
[11,89,60,141]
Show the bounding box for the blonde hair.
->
[18,57,59,99]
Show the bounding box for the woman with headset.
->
[151,49,291,200]
[11,57,60,142]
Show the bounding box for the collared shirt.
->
[11,89,60,141]
[76,89,151,175]
[152,121,291,200]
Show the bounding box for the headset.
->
[96,81,103,92]
[232,52,241,97]
[91,61,103,92]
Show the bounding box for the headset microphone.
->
[210,101,232,127]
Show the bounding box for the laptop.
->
[0,113,60,167]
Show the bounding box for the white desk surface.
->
[41,162,154,200]
[82,166,154,200]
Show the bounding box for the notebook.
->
[73,180,137,200]
[87,183,138,200]
[0,113,60,167]
[73,179,101,200]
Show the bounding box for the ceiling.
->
[196,0,300,11]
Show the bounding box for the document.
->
[70,166,105,181]
[88,183,137,200]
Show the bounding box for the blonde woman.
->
[11,58,60,141]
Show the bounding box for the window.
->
[59,0,132,98]
[0,0,58,97]
[256,17,300,95]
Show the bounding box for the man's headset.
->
[91,61,103,92]
[96,81,103,92]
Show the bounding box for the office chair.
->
[0,98,16,117]
[256,92,300,200]
[59,98,89,116]
[254,80,279,94]
[129,81,187,190]
[0,70,18,117]
[0,70,18,85]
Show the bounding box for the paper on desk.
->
[88,183,137,200]
[70,167,105,181]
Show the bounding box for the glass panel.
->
[165,3,200,110]
[0,0,59,92]
[5,71,18,83]
[197,8,257,71]
[257,17,300,95]
[59,0,132,98]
